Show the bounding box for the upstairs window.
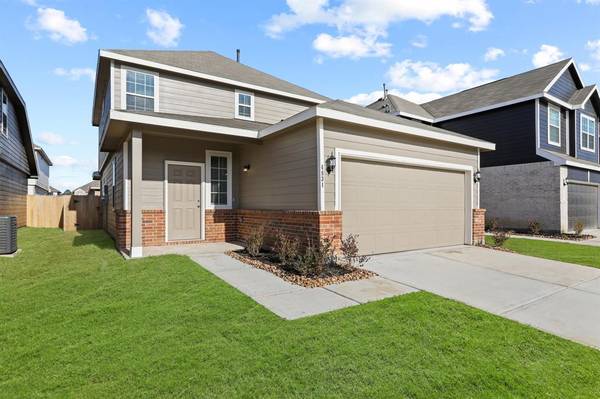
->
[548,105,561,146]
[125,69,156,112]
[1,89,8,137]
[581,114,596,152]
[235,90,254,120]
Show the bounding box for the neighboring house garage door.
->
[341,159,466,255]
[568,183,599,230]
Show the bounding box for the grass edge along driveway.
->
[2,228,600,398]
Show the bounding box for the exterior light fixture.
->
[243,164,251,172]
[326,154,337,174]
[473,170,481,183]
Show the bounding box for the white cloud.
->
[146,9,184,47]
[345,89,442,106]
[29,7,88,44]
[37,132,65,146]
[52,155,79,167]
[411,35,428,49]
[313,33,391,58]
[53,67,95,82]
[484,47,505,62]
[387,59,498,93]
[265,0,493,58]
[532,44,564,68]
[586,39,600,61]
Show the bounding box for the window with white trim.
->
[206,151,232,208]
[581,114,596,152]
[235,90,253,120]
[548,105,561,146]
[125,69,155,112]
[1,88,8,137]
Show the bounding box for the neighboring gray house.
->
[73,181,100,196]
[370,59,600,233]
[28,145,53,195]
[91,49,493,257]
[0,59,38,227]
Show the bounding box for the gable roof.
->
[0,59,38,177]
[569,85,598,107]
[74,180,100,193]
[34,145,53,166]
[261,99,495,150]
[93,50,330,125]
[421,59,573,119]
[367,94,433,122]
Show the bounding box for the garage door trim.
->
[334,148,475,245]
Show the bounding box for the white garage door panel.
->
[342,159,466,254]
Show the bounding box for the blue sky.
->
[2,0,600,190]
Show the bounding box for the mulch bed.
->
[508,232,595,241]
[478,244,514,253]
[227,250,376,288]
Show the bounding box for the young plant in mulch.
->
[528,219,542,236]
[574,221,585,237]
[244,224,265,257]
[229,231,375,288]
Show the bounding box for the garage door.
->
[568,183,598,230]
[341,159,466,254]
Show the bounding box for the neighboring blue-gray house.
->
[369,59,600,232]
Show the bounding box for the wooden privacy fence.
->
[27,195,102,231]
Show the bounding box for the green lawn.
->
[2,230,600,398]
[486,236,600,268]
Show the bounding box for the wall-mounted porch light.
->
[243,164,251,172]
[473,170,481,183]
[326,154,336,174]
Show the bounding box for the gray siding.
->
[113,62,311,124]
[574,100,599,163]
[591,170,600,184]
[323,120,479,211]
[239,122,317,210]
[539,100,568,154]
[0,93,29,174]
[548,68,578,102]
[141,133,239,210]
[34,152,50,191]
[0,160,28,226]
[567,166,589,182]
[100,149,123,211]
[481,162,562,231]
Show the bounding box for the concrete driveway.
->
[366,246,600,349]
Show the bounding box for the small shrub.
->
[245,225,265,257]
[340,234,370,269]
[274,230,299,266]
[528,219,542,235]
[486,218,499,232]
[292,236,336,277]
[574,221,585,237]
[491,229,511,247]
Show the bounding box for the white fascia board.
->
[100,50,327,105]
[316,107,496,150]
[432,94,543,123]
[396,111,434,123]
[258,107,317,138]
[543,59,576,93]
[543,93,576,110]
[537,148,600,172]
[110,110,259,139]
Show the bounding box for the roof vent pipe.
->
[236,49,240,63]
[383,83,388,100]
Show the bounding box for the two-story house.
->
[0,59,38,227]
[370,59,600,233]
[91,50,494,257]
[28,145,53,195]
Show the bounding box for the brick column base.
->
[115,210,131,252]
[473,208,486,245]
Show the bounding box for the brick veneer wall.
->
[206,209,237,242]
[142,210,165,246]
[115,210,131,252]
[473,208,486,245]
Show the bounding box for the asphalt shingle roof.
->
[421,59,572,118]
[367,94,433,120]
[107,50,329,102]
[569,85,596,106]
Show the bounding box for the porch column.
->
[130,129,143,258]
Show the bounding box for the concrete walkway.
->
[366,246,600,349]
[144,243,417,319]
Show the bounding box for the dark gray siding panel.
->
[0,93,30,174]
[0,160,28,227]
[591,170,600,184]
[436,101,541,167]
[568,167,589,182]
[539,100,568,154]
[574,100,599,163]
[548,68,579,102]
